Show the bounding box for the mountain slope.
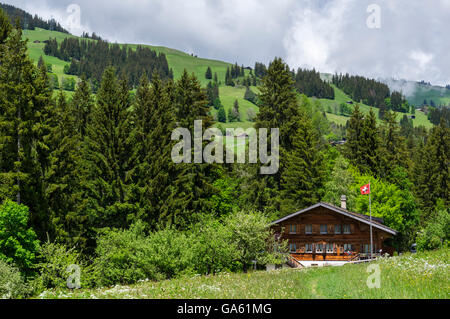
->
[22,28,433,130]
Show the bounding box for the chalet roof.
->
[271,202,398,236]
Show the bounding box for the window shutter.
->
[298,224,303,235]
[350,224,356,234]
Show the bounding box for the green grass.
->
[22,29,434,130]
[319,85,433,129]
[36,247,449,299]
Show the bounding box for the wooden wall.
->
[272,206,394,261]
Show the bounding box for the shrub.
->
[36,241,85,289]
[225,211,288,272]
[189,217,236,275]
[417,202,450,252]
[0,259,27,299]
[0,200,40,274]
[93,221,164,287]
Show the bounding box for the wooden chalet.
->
[271,197,397,266]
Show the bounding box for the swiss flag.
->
[360,184,371,195]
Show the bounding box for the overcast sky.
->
[4,0,450,86]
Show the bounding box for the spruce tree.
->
[81,67,136,230]
[130,72,179,228]
[344,104,365,168]
[281,109,325,215]
[413,118,449,216]
[71,75,94,137]
[168,70,218,227]
[45,90,86,246]
[360,108,380,175]
[0,26,54,238]
[205,66,212,80]
[378,111,409,179]
[248,58,303,213]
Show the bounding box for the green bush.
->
[0,259,27,299]
[93,221,164,287]
[36,241,85,289]
[417,202,449,252]
[0,200,40,274]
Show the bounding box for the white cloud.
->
[3,0,449,86]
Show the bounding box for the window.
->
[320,225,328,234]
[343,224,351,234]
[344,244,353,252]
[363,244,371,254]
[316,244,324,253]
[289,243,297,253]
[289,224,297,234]
[326,243,334,254]
[305,244,313,253]
[305,224,313,234]
[334,225,341,234]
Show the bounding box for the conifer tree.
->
[344,104,365,168]
[130,72,179,228]
[205,66,212,80]
[45,90,85,246]
[413,118,449,216]
[81,67,136,230]
[0,26,54,238]
[217,106,226,123]
[168,70,218,227]
[378,111,409,179]
[246,58,303,213]
[360,108,380,174]
[71,75,94,137]
[281,109,325,215]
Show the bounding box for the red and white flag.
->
[360,184,370,195]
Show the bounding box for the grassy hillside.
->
[36,247,449,299]
[22,28,241,88]
[409,83,450,107]
[319,84,433,129]
[22,28,433,130]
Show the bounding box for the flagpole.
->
[369,180,373,260]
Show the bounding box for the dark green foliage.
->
[217,106,227,123]
[81,67,137,231]
[244,86,257,105]
[378,111,409,180]
[71,76,94,137]
[205,66,212,79]
[413,119,450,215]
[45,90,85,247]
[168,70,219,227]
[246,58,306,214]
[0,4,68,33]
[0,27,55,239]
[61,77,75,91]
[44,38,172,88]
[254,62,267,78]
[130,72,178,228]
[281,110,325,215]
[332,73,390,107]
[428,106,450,126]
[293,68,334,99]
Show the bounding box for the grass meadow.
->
[36,247,449,299]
